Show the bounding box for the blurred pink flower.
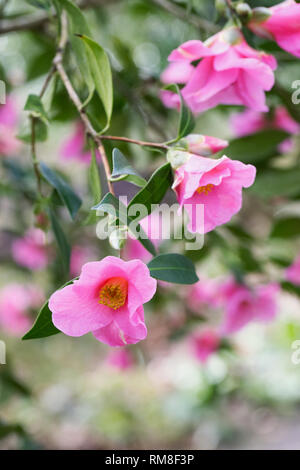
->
[190,328,220,363]
[0,284,43,335]
[220,279,279,334]
[249,0,300,58]
[286,255,300,286]
[161,26,277,113]
[173,155,256,233]
[12,228,49,271]
[230,107,300,153]
[60,121,99,164]
[105,349,134,371]
[70,245,95,278]
[123,213,163,262]
[49,256,157,347]
[182,134,228,157]
[0,97,21,156]
[186,278,219,312]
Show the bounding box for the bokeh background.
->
[1,0,300,450]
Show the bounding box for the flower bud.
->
[181,134,229,157]
[236,3,252,20]
[251,7,272,24]
[215,0,227,15]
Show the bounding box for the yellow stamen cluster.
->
[196,183,214,195]
[99,277,128,310]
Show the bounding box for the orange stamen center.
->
[99,277,128,310]
[196,183,214,195]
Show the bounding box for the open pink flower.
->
[249,0,300,58]
[173,155,256,234]
[220,280,279,334]
[0,97,21,156]
[286,255,300,286]
[161,26,277,113]
[230,106,300,153]
[49,256,157,347]
[190,328,220,363]
[12,228,49,271]
[105,349,134,371]
[0,284,43,336]
[60,121,99,164]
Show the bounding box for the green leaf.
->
[92,192,156,256]
[251,168,300,198]
[224,130,289,164]
[22,279,76,340]
[40,162,82,219]
[60,0,95,105]
[79,35,113,129]
[18,119,48,143]
[110,148,146,187]
[271,217,300,238]
[48,207,71,274]
[83,142,102,225]
[147,253,199,284]
[164,84,195,140]
[0,421,26,440]
[24,94,49,123]
[128,162,173,215]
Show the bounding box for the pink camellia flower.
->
[12,228,49,271]
[230,107,300,153]
[0,97,21,156]
[286,254,300,286]
[0,284,43,335]
[161,26,277,113]
[220,279,279,334]
[249,0,300,58]
[186,278,219,312]
[180,134,228,157]
[105,349,134,371]
[190,328,220,363]
[60,121,99,164]
[49,256,157,347]
[173,155,256,233]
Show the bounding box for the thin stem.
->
[100,135,168,150]
[30,116,42,196]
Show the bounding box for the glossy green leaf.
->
[251,168,300,198]
[22,279,76,340]
[92,192,156,256]
[83,143,102,225]
[110,148,146,187]
[148,253,199,284]
[40,162,82,219]
[128,162,173,214]
[224,130,289,164]
[24,94,49,123]
[271,217,300,238]
[60,0,95,105]
[79,35,113,129]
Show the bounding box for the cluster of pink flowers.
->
[161,26,276,114]
[0,284,43,335]
[0,97,21,157]
[230,107,300,153]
